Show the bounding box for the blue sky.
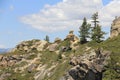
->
[0,0,118,48]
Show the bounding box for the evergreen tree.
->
[44,35,49,42]
[91,12,105,43]
[91,24,105,42]
[79,17,91,44]
[91,12,99,28]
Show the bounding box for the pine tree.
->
[91,12,105,43]
[91,24,105,42]
[91,12,99,28]
[44,35,49,42]
[79,17,91,44]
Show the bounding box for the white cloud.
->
[20,0,103,32]
[0,45,6,48]
[20,0,120,33]
[99,0,120,27]
[10,5,14,11]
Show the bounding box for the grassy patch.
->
[40,50,58,68]
[6,71,35,80]
[26,53,37,60]
[45,60,71,80]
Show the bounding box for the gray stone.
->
[0,72,11,80]
[48,43,58,52]
[68,49,111,80]
[37,40,48,51]
[27,64,37,73]
[110,16,120,38]
[54,37,61,43]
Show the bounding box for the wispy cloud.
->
[0,45,6,48]
[10,5,14,11]
[99,0,120,27]
[20,0,120,33]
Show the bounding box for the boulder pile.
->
[12,39,48,52]
[0,54,22,67]
[68,49,111,80]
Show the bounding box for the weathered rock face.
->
[0,55,22,67]
[34,63,58,80]
[12,39,48,52]
[65,30,79,51]
[36,40,48,51]
[65,30,79,42]
[0,72,11,80]
[54,37,62,43]
[68,49,111,80]
[48,43,58,52]
[110,17,120,38]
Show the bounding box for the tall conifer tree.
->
[91,12,105,42]
[79,17,91,44]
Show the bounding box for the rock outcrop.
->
[110,17,120,38]
[48,43,58,52]
[0,72,11,80]
[0,28,117,80]
[65,30,79,51]
[12,39,48,52]
[68,49,111,80]
[54,37,62,43]
[65,30,79,42]
[0,55,22,67]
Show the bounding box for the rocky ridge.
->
[0,22,120,80]
[68,49,111,80]
[0,31,80,80]
[110,17,120,38]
